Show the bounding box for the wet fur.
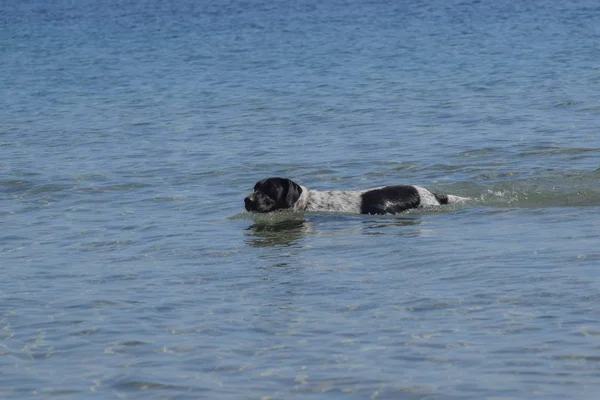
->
[244,177,467,215]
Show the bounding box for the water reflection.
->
[244,213,425,247]
[245,217,311,247]
[360,216,422,235]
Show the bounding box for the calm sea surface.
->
[2,0,600,398]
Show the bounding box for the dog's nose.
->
[244,196,254,211]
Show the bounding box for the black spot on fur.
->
[360,185,420,215]
[433,192,449,205]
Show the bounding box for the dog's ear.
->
[254,178,270,192]
[284,179,303,208]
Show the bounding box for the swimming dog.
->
[244,177,468,215]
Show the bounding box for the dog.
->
[244,177,469,215]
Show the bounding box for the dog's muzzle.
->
[244,194,256,211]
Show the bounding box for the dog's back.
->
[304,185,468,215]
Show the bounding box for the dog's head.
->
[245,177,303,213]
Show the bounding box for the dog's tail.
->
[447,194,471,204]
[433,193,471,205]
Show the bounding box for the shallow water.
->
[2,0,600,398]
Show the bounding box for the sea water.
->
[2,0,600,398]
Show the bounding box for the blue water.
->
[2,0,600,398]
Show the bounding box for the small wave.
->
[0,179,68,196]
[111,380,186,392]
[479,188,600,208]
[77,182,151,193]
[437,171,600,208]
[518,147,600,157]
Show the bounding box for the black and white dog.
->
[245,177,469,215]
